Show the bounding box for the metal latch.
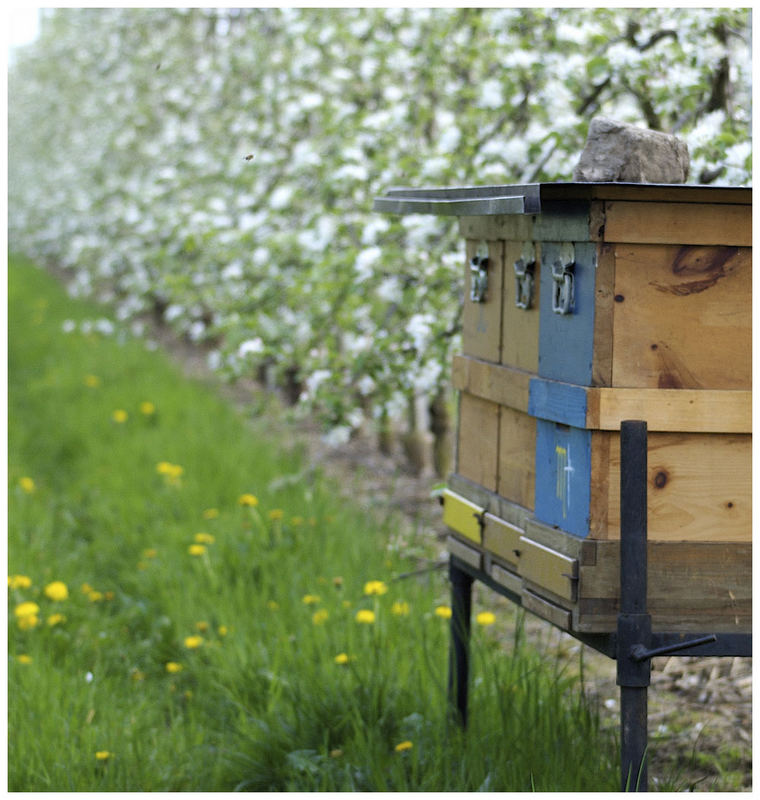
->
[470,241,489,303]
[551,243,575,315]
[513,242,536,310]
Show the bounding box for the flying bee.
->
[244,154,254,161]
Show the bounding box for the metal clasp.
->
[513,242,536,310]
[551,243,575,315]
[470,241,489,303]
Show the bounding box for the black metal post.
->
[617,420,651,791]
[448,559,474,727]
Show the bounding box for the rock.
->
[573,117,690,184]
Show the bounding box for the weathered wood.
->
[446,535,483,570]
[522,589,572,629]
[462,239,504,363]
[591,241,615,385]
[451,355,531,413]
[501,239,541,372]
[490,562,523,596]
[611,243,751,389]
[459,214,536,242]
[482,512,523,569]
[604,201,751,246]
[497,405,536,510]
[456,393,499,491]
[518,536,578,602]
[441,489,484,545]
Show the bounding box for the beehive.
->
[375,182,751,634]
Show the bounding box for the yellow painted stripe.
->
[442,489,484,544]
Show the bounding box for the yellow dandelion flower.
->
[81,582,94,594]
[19,477,35,494]
[88,590,104,602]
[342,600,352,609]
[194,532,215,544]
[142,548,157,559]
[165,662,183,674]
[8,574,32,590]
[195,621,209,633]
[14,601,40,618]
[363,580,388,596]
[184,635,203,649]
[95,751,112,761]
[238,493,258,507]
[266,600,279,610]
[84,374,101,388]
[268,508,284,521]
[131,669,146,682]
[16,654,33,664]
[302,594,320,605]
[332,576,343,588]
[355,609,376,624]
[334,653,350,665]
[202,508,219,520]
[391,601,410,616]
[312,609,329,625]
[44,580,69,601]
[47,613,66,627]
[476,611,496,626]
[188,544,206,556]
[290,516,304,526]
[218,625,229,636]
[435,605,452,619]
[104,591,114,601]
[394,740,413,753]
[112,409,128,423]
[139,401,156,415]
[18,614,39,630]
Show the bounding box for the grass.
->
[8,254,619,791]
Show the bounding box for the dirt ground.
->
[149,321,752,792]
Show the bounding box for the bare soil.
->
[148,321,752,792]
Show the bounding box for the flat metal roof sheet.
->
[373,182,751,216]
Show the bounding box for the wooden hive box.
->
[375,182,751,635]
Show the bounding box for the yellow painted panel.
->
[442,489,484,544]
[518,536,578,602]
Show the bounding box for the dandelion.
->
[84,374,101,388]
[8,574,32,590]
[142,548,157,559]
[188,544,206,556]
[16,654,32,664]
[332,576,343,588]
[95,751,112,761]
[238,493,258,507]
[266,600,279,610]
[355,609,376,624]
[44,581,69,601]
[19,477,35,494]
[202,508,219,520]
[112,409,128,423]
[363,580,388,596]
[88,590,104,602]
[194,532,215,544]
[312,609,329,625]
[302,594,320,605]
[334,653,350,665]
[165,662,183,674]
[268,508,284,521]
[15,601,40,619]
[184,635,203,649]
[395,741,413,752]
[476,611,496,626]
[291,516,304,526]
[218,625,228,636]
[139,401,156,415]
[195,621,209,633]
[391,601,410,616]
[17,614,39,630]
[435,605,452,619]
[156,461,183,486]
[47,613,66,626]
[131,669,146,682]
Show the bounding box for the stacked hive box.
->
[377,182,751,634]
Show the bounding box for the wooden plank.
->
[518,536,578,602]
[591,241,615,385]
[456,393,499,492]
[451,355,532,413]
[446,535,482,570]
[462,239,504,363]
[447,473,533,530]
[490,562,523,596]
[605,432,752,542]
[611,244,751,389]
[482,512,523,569]
[501,240,541,373]
[604,201,751,246]
[591,388,751,433]
[522,589,572,630]
[441,489,484,544]
[588,430,612,539]
[529,377,588,428]
[459,214,535,242]
[498,405,536,510]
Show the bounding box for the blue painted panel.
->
[538,241,597,385]
[528,377,588,428]
[534,420,591,538]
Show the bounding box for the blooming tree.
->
[9,8,751,469]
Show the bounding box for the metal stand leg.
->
[617,421,650,791]
[448,559,473,727]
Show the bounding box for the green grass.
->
[8,255,619,791]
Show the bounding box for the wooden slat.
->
[462,239,504,362]
[591,241,615,385]
[482,513,523,569]
[456,393,499,492]
[446,535,482,570]
[490,562,523,596]
[518,536,578,602]
[451,355,532,413]
[497,405,536,510]
[611,244,751,389]
[501,240,541,373]
[604,201,751,246]
[522,590,572,630]
[441,489,484,544]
